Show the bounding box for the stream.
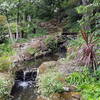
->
[10,47,66,100]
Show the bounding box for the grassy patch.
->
[0,56,12,72]
[38,69,65,97]
[66,67,100,100]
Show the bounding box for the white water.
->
[19,82,28,88]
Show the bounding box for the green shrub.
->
[0,56,12,72]
[26,47,39,55]
[0,79,11,100]
[66,68,95,85]
[44,36,58,52]
[0,43,12,56]
[38,70,64,97]
[78,82,100,100]
[68,36,84,47]
[4,22,21,33]
[66,67,100,100]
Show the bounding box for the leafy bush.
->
[0,56,12,72]
[66,67,100,100]
[68,36,84,47]
[78,82,100,100]
[0,79,11,100]
[38,70,64,97]
[0,43,13,72]
[44,36,58,52]
[4,22,21,33]
[0,43,12,56]
[66,68,95,86]
[26,47,39,55]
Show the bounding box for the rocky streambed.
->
[10,34,82,100]
[10,51,82,100]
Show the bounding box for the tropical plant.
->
[78,30,97,71]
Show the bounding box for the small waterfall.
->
[10,68,37,100]
[10,53,64,100]
[23,71,26,81]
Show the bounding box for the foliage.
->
[68,36,84,47]
[38,69,64,97]
[0,15,7,41]
[0,43,12,56]
[4,23,21,33]
[76,0,100,33]
[66,68,95,85]
[0,15,6,24]
[0,56,12,72]
[0,79,11,100]
[77,30,97,71]
[26,47,39,55]
[66,67,100,100]
[0,43,13,72]
[79,82,100,100]
[44,36,58,52]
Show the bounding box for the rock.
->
[71,92,81,100]
[51,92,81,100]
[0,72,10,80]
[39,61,57,74]
[51,93,61,100]
[57,60,82,75]
[69,85,77,92]
[36,96,49,100]
[55,75,66,83]
[30,40,41,49]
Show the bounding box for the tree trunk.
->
[16,0,20,40]
[6,20,14,44]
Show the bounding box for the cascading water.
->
[10,68,38,100]
[10,47,67,100]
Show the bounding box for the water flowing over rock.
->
[10,68,38,100]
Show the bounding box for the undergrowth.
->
[38,69,65,97]
[0,79,11,100]
[66,67,100,100]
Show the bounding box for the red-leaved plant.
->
[78,30,97,71]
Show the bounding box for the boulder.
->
[30,40,41,49]
[51,92,81,100]
[36,96,49,100]
[39,61,57,74]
